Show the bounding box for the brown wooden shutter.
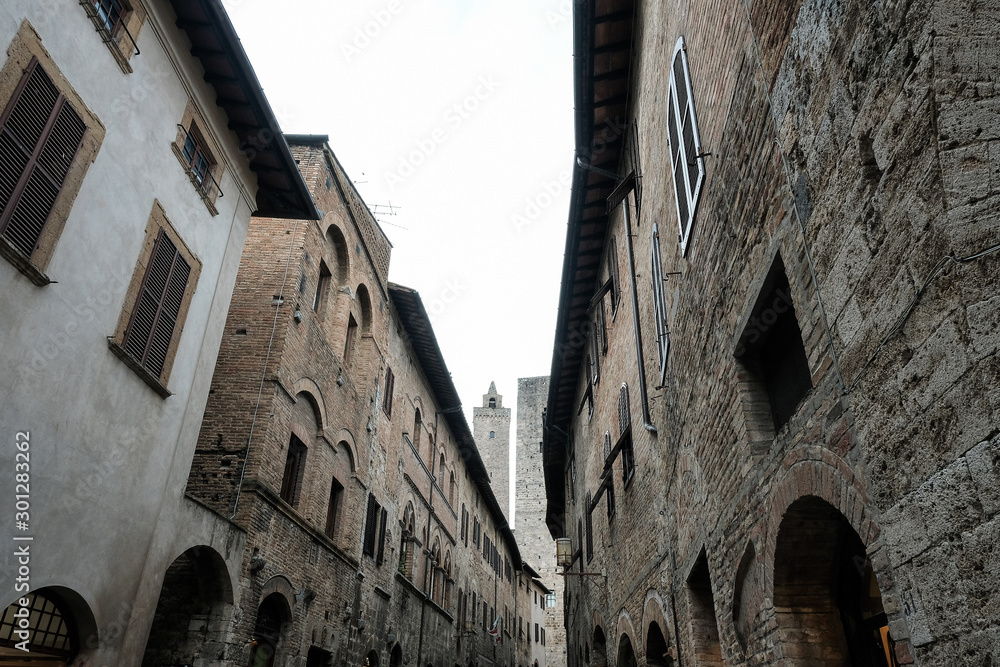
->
[362,493,379,557]
[280,435,307,506]
[608,237,621,314]
[0,59,86,258]
[122,229,191,378]
[383,366,394,418]
[375,507,387,565]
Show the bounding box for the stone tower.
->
[473,381,511,520]
[514,376,565,667]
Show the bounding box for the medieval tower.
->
[473,381,511,520]
[515,376,566,667]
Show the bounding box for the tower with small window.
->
[472,381,511,520]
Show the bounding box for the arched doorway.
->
[141,546,233,666]
[0,587,94,665]
[389,643,403,667]
[646,621,671,666]
[591,626,607,667]
[774,496,896,666]
[617,633,637,667]
[250,593,292,667]
[365,649,380,666]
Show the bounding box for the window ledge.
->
[107,338,171,398]
[0,237,51,286]
[171,142,220,216]
[78,0,137,74]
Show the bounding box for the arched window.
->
[489,431,495,439]
[413,409,422,448]
[449,471,456,506]
[489,397,496,408]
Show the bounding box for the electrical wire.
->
[847,241,1000,393]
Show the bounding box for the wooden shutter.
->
[383,366,395,418]
[280,435,306,506]
[375,507,388,565]
[0,59,86,258]
[651,224,671,385]
[608,237,621,315]
[585,493,593,562]
[363,493,379,557]
[122,229,191,378]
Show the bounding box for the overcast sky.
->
[226,0,575,520]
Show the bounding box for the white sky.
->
[226,0,575,519]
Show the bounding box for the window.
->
[362,492,380,557]
[535,623,539,643]
[412,408,422,448]
[607,478,616,521]
[542,628,546,646]
[546,592,556,608]
[489,397,496,408]
[170,103,224,214]
[608,237,621,316]
[651,224,671,386]
[109,201,202,396]
[667,36,706,255]
[280,434,307,506]
[314,261,331,313]
[376,507,388,565]
[585,492,593,563]
[736,256,812,433]
[382,366,395,418]
[325,477,343,539]
[81,0,144,73]
[344,314,358,365]
[489,431,495,439]
[0,34,105,284]
[619,384,635,486]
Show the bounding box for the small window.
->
[607,477,616,521]
[608,237,621,316]
[325,476,343,539]
[667,36,706,255]
[314,261,331,313]
[619,384,635,486]
[109,201,202,396]
[82,0,145,73]
[736,256,813,433]
[0,34,105,284]
[489,431,495,439]
[546,592,556,608]
[280,434,307,507]
[489,397,496,408]
[170,102,224,214]
[344,314,358,366]
[585,492,594,563]
[651,224,671,386]
[382,366,395,418]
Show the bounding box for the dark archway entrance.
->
[774,496,897,666]
[646,621,671,667]
[592,626,607,667]
[141,546,234,667]
[365,649,380,666]
[250,593,291,667]
[616,633,637,667]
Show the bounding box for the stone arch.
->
[616,632,638,667]
[769,493,894,667]
[356,283,373,332]
[390,643,403,667]
[259,575,296,613]
[0,586,98,663]
[443,550,453,609]
[641,591,672,666]
[333,429,358,472]
[399,501,417,578]
[365,648,381,666]
[249,591,293,667]
[684,547,722,666]
[291,379,327,433]
[591,622,608,667]
[140,545,234,666]
[323,222,350,285]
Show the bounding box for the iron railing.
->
[176,124,224,201]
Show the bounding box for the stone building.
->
[0,0,316,664]
[185,135,536,667]
[543,1,999,667]
[515,376,567,667]
[474,382,513,521]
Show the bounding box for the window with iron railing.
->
[170,104,225,215]
[80,0,143,73]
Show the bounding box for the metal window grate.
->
[0,592,73,656]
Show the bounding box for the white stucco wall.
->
[0,0,256,663]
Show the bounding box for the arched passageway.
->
[774,496,896,666]
[141,546,233,667]
[0,587,95,665]
[646,621,671,666]
[616,633,638,667]
[249,593,292,667]
[591,626,608,667]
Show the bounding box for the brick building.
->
[543,1,999,667]
[514,376,567,667]
[0,0,316,664]
[185,135,538,667]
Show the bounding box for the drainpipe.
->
[622,197,657,434]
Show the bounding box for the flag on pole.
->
[488,615,501,644]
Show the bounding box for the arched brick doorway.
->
[591,626,607,667]
[646,621,671,667]
[616,633,637,667]
[774,496,896,666]
[249,593,292,667]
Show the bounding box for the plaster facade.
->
[0,0,314,664]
